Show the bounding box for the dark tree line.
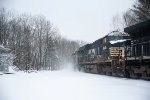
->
[123,0,150,27]
[132,0,150,22]
[0,8,81,71]
[111,0,150,31]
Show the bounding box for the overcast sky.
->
[1,0,134,43]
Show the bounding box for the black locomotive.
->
[72,19,150,80]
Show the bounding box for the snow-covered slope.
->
[0,70,150,100]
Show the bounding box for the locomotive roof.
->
[77,31,130,53]
[78,44,91,51]
[108,31,129,36]
[124,19,150,39]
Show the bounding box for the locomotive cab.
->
[107,31,130,76]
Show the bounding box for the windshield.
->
[109,36,129,41]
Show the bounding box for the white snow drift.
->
[0,69,150,100]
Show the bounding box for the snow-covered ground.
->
[0,68,150,100]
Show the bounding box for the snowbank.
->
[0,70,150,100]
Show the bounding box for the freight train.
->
[72,19,150,80]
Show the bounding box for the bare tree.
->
[132,0,150,21]
[0,8,81,71]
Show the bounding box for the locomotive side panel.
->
[124,19,150,80]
